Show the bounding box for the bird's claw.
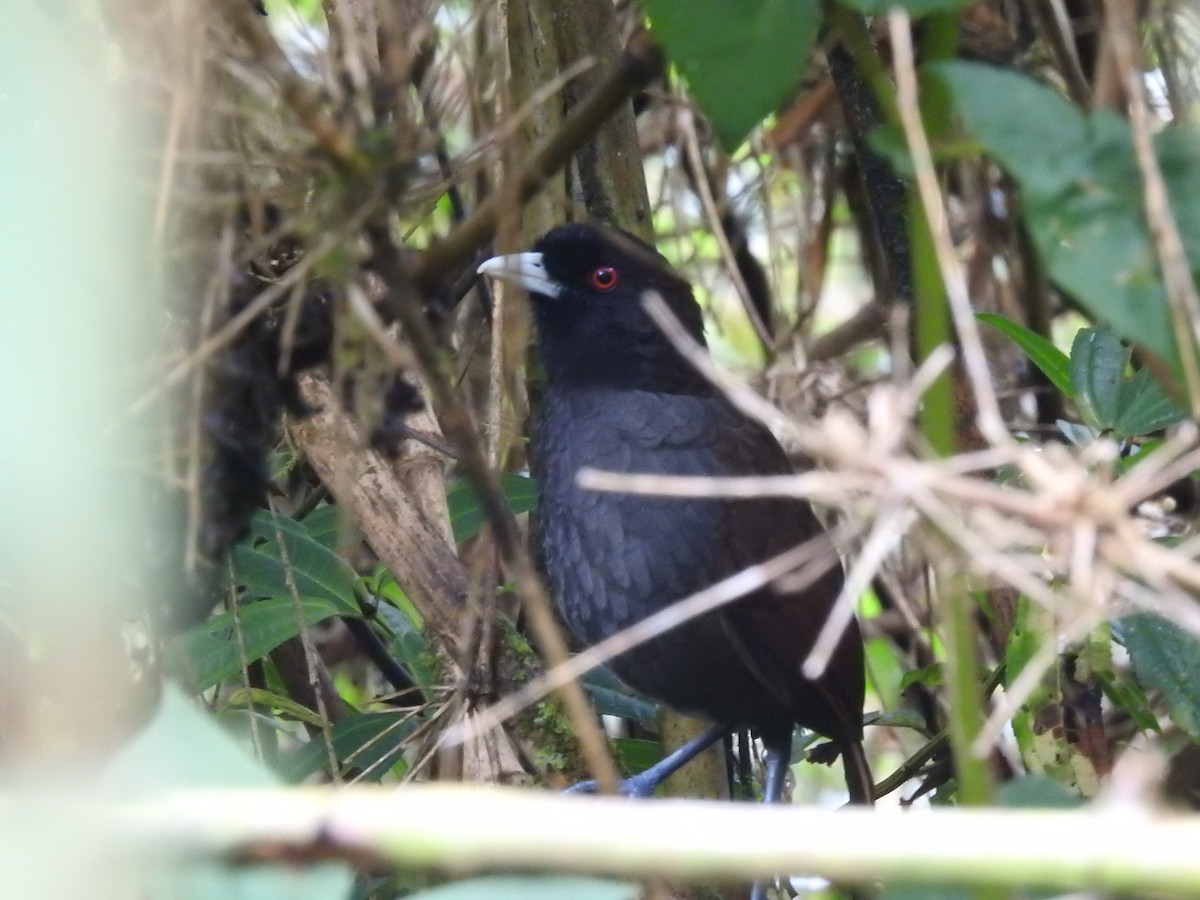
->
[563,779,599,795]
[563,774,659,798]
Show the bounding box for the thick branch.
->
[107,786,1200,893]
[288,375,468,653]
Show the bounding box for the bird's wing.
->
[711,406,866,743]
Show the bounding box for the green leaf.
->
[1005,595,1105,794]
[642,0,820,153]
[103,685,354,900]
[1070,327,1126,430]
[448,473,538,543]
[301,503,353,549]
[899,663,943,691]
[864,634,906,711]
[927,62,1092,193]
[613,737,662,773]
[222,687,326,727]
[1055,419,1098,446]
[927,61,1179,372]
[840,0,976,17]
[882,776,1083,900]
[977,313,1073,397]
[1158,125,1200,279]
[1094,666,1161,732]
[384,608,438,689]
[404,877,639,900]
[105,684,280,790]
[1112,367,1186,438]
[582,667,659,726]
[167,597,344,692]
[997,774,1083,808]
[882,777,1082,900]
[863,709,929,731]
[1119,613,1200,740]
[279,711,418,782]
[232,510,361,614]
[368,565,424,627]
[881,887,972,900]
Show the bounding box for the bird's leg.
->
[751,732,794,900]
[566,723,726,798]
[762,732,792,804]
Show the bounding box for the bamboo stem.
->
[82,785,1200,894]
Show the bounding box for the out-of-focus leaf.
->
[103,685,353,900]
[1070,327,1126,430]
[1120,613,1200,740]
[865,635,905,711]
[1094,667,1161,733]
[882,887,971,900]
[448,473,538,543]
[642,0,820,153]
[840,0,977,17]
[105,684,278,789]
[977,313,1073,397]
[404,877,639,900]
[928,61,1180,373]
[899,663,943,692]
[1158,125,1200,283]
[1055,419,1098,446]
[167,597,344,692]
[881,775,1082,900]
[997,774,1084,808]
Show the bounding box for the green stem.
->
[907,8,996,823]
[937,559,993,806]
[828,2,996,835]
[911,202,958,457]
[918,12,962,66]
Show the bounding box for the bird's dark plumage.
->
[478,223,869,803]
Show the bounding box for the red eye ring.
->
[589,266,619,292]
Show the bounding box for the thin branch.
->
[218,0,367,172]
[679,108,773,348]
[410,31,664,289]
[803,503,916,678]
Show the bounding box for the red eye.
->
[589,266,619,291]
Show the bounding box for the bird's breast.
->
[533,389,730,643]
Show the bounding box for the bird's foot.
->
[563,770,662,798]
[564,724,726,799]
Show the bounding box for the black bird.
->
[477,224,872,814]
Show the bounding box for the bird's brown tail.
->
[842,739,875,805]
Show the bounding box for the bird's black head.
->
[478,223,710,393]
